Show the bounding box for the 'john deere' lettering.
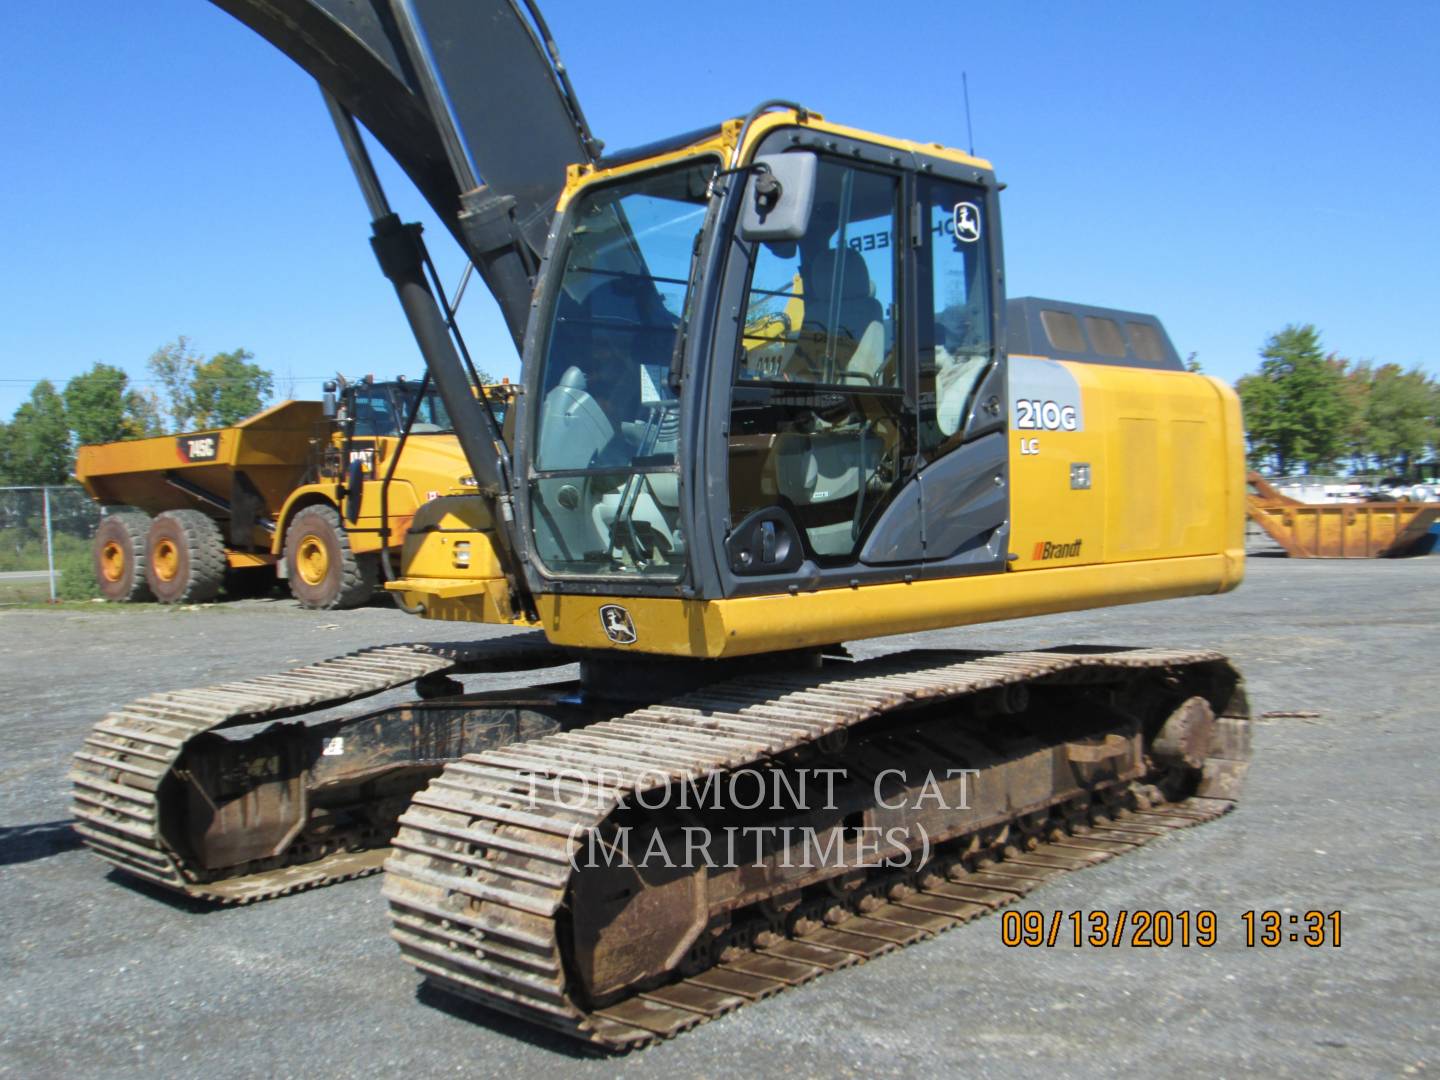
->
[1033,538,1082,560]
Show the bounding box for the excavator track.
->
[71,632,569,904]
[385,646,1249,1048]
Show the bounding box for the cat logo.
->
[599,604,637,645]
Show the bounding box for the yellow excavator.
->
[71,0,1251,1048]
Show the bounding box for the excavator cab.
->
[517,131,1008,600]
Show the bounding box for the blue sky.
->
[2,0,1437,418]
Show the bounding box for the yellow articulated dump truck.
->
[76,378,511,608]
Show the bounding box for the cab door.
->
[910,173,1009,573]
[712,143,1007,594]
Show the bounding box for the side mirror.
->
[322,380,338,418]
[345,457,364,523]
[739,152,816,242]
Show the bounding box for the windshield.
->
[396,384,455,434]
[530,158,715,579]
[350,383,454,436]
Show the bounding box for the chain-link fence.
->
[0,487,104,604]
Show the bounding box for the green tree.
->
[190,348,274,426]
[63,362,162,447]
[0,381,73,484]
[145,338,274,430]
[126,390,165,438]
[1235,325,1355,474]
[1361,364,1439,475]
[1337,358,1373,467]
[147,337,202,431]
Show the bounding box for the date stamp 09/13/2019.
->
[999,909,1343,949]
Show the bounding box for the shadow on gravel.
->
[0,819,85,866]
[416,982,609,1059]
[102,868,226,914]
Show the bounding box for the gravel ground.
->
[1,556,1436,1079]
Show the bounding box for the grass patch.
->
[0,579,56,605]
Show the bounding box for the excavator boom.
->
[211,0,598,348]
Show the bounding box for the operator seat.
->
[793,248,885,383]
[536,366,614,470]
[532,366,617,564]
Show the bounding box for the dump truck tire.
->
[284,505,375,609]
[144,510,226,604]
[92,512,154,602]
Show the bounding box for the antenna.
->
[962,72,975,156]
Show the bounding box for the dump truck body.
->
[75,382,488,606]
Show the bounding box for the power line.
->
[0,376,337,386]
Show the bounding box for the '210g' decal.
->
[1014,399,1078,431]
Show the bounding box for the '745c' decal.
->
[176,434,219,462]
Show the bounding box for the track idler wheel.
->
[1151,696,1216,770]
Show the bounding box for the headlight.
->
[458,476,478,487]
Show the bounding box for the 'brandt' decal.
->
[1033,538,1083,560]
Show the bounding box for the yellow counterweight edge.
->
[396,552,1238,660]
[541,554,1237,658]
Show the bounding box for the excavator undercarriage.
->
[70,633,572,902]
[385,645,1248,1045]
[74,637,1247,1045]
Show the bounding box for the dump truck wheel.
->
[284,505,375,609]
[144,510,226,604]
[93,512,154,602]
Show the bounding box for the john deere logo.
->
[953,202,981,243]
[599,604,637,645]
[1033,538,1082,560]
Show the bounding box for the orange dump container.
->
[1246,473,1440,558]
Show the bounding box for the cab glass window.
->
[530,159,715,579]
[1084,316,1126,358]
[918,177,993,457]
[737,161,898,388]
[1126,321,1165,362]
[728,160,906,568]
